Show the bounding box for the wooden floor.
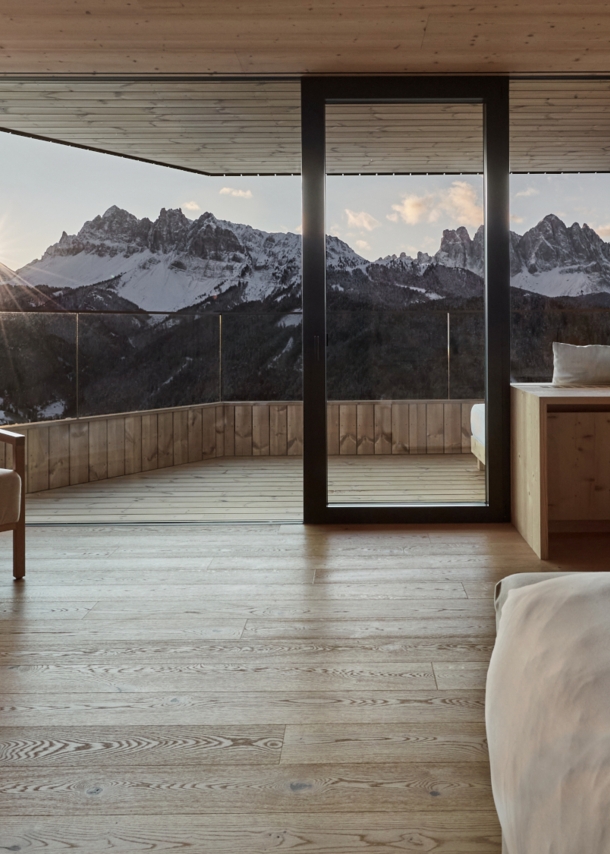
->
[26,455,486,523]
[0,521,607,851]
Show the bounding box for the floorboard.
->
[0,521,605,852]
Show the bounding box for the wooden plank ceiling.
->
[1,78,610,174]
[326,104,483,174]
[1,1,610,76]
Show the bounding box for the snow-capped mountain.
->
[510,214,610,297]
[372,215,610,300]
[16,207,306,312]
[5,207,610,425]
[9,207,610,312]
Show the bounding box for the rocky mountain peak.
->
[517,213,610,274]
[14,203,610,311]
[148,207,190,253]
[433,224,485,276]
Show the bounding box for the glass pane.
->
[327,311,449,400]
[221,312,302,401]
[0,125,303,522]
[325,101,486,505]
[509,174,610,386]
[0,312,77,425]
[78,313,220,417]
[450,311,486,399]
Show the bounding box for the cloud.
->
[219,187,253,199]
[182,201,200,211]
[386,212,399,223]
[294,224,303,234]
[345,209,381,231]
[391,181,483,228]
[510,214,524,224]
[595,224,610,238]
[354,239,371,251]
[514,187,539,198]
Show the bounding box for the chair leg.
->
[13,520,25,580]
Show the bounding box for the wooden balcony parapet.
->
[0,399,482,494]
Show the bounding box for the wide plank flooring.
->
[0,522,605,852]
[25,454,486,523]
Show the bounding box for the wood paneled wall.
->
[547,410,610,521]
[326,401,477,456]
[0,399,481,494]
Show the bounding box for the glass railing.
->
[510,308,610,383]
[0,312,78,424]
[77,312,221,417]
[0,310,303,425]
[6,304,602,426]
[326,310,486,401]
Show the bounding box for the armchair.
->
[0,428,25,579]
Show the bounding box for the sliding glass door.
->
[301,77,510,523]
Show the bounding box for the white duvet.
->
[486,573,610,854]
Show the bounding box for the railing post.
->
[447,311,451,400]
[75,312,79,419]
[218,313,223,402]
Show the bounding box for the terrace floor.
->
[25,454,486,523]
[1,521,606,851]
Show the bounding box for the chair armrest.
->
[0,429,25,483]
[0,429,25,447]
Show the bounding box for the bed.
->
[487,572,610,853]
[470,402,485,469]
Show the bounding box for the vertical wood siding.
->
[7,399,481,493]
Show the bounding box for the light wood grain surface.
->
[3,79,610,175]
[24,454,485,523]
[0,520,605,850]
[2,7,610,81]
[512,383,610,558]
[14,399,480,496]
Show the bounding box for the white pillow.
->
[552,342,610,387]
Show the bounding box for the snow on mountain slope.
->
[14,206,370,311]
[509,214,610,296]
[510,269,610,298]
[12,206,610,310]
[17,207,305,312]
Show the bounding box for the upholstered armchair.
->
[0,429,25,579]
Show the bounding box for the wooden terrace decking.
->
[25,454,486,523]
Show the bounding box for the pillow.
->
[552,342,610,386]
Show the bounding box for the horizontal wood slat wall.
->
[5,399,481,494]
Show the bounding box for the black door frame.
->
[301,75,510,524]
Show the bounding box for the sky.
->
[2,129,610,269]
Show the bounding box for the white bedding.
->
[486,573,610,854]
[470,403,485,445]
